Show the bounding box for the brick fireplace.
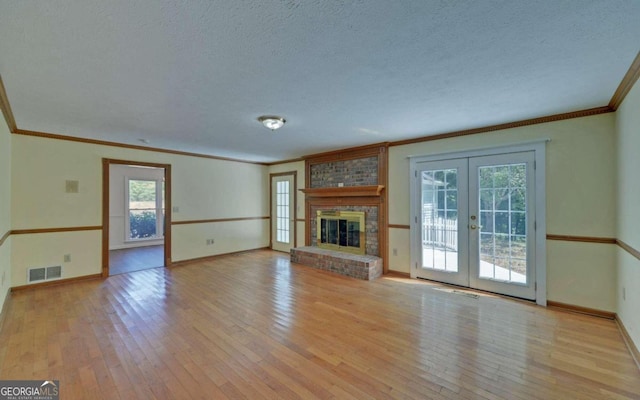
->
[291,144,388,279]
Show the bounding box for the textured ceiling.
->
[1,1,639,162]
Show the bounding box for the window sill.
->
[125,237,164,244]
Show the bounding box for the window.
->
[276,180,290,243]
[126,178,165,240]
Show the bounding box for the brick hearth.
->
[290,246,383,280]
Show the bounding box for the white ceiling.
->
[1,1,639,163]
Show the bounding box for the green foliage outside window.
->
[129,180,156,202]
[128,179,165,239]
[130,211,157,238]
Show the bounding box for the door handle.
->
[470,224,483,230]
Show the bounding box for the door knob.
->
[470,224,482,230]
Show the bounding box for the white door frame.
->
[409,140,548,306]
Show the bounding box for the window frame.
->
[124,176,165,242]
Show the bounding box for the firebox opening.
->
[316,210,365,255]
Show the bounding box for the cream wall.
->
[10,134,269,286]
[616,78,640,347]
[12,231,102,284]
[0,118,11,311]
[388,113,617,311]
[268,161,306,249]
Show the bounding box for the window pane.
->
[275,180,290,244]
[495,212,509,234]
[509,164,526,188]
[511,212,526,235]
[511,189,525,211]
[422,168,458,272]
[477,163,528,285]
[129,180,158,239]
[480,190,493,211]
[494,166,509,188]
[494,188,509,211]
[129,180,156,204]
[129,210,157,239]
[480,211,493,233]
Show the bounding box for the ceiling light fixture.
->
[258,115,286,131]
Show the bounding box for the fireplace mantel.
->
[300,185,384,198]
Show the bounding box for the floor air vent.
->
[28,266,63,283]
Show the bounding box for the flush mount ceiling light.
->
[257,115,286,131]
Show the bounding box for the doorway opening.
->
[102,159,172,276]
[270,172,297,253]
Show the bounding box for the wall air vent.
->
[27,266,63,283]
[47,266,62,279]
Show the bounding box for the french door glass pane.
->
[477,164,527,284]
[276,180,290,243]
[129,179,158,239]
[421,169,459,272]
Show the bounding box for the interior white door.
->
[413,151,537,300]
[271,174,295,253]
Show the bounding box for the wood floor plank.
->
[0,249,639,399]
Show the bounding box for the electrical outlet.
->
[206,239,215,245]
[172,206,179,213]
[623,287,626,301]
[64,254,71,262]
[393,248,398,256]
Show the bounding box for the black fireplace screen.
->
[320,219,360,248]
[316,210,365,254]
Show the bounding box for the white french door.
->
[416,158,470,287]
[412,150,538,301]
[271,174,295,253]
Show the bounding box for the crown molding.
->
[303,142,390,161]
[618,239,640,262]
[0,74,17,133]
[0,230,10,247]
[13,129,267,166]
[389,106,613,148]
[609,50,640,111]
[264,157,305,166]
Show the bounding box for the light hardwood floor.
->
[0,249,638,399]
[109,245,164,275]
